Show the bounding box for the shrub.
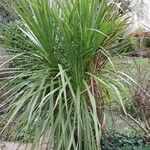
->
[0,0,129,149]
[102,132,149,150]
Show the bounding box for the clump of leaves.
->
[113,35,138,54]
[0,0,130,149]
[102,132,149,150]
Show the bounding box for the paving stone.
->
[0,141,53,150]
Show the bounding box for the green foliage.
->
[0,22,38,68]
[0,22,33,50]
[0,0,17,23]
[0,0,129,149]
[113,36,138,54]
[123,36,138,53]
[102,132,150,150]
[143,38,150,48]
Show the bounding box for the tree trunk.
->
[88,52,106,132]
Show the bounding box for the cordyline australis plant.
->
[0,0,127,149]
